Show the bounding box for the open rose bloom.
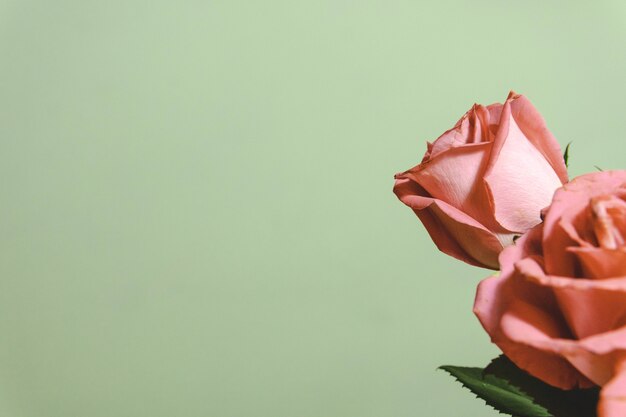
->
[394,92,568,269]
[474,171,626,416]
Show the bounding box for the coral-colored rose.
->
[393,92,568,269]
[474,170,626,416]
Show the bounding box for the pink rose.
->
[474,170,626,417]
[393,92,568,269]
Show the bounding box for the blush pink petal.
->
[517,257,626,339]
[496,287,626,386]
[569,247,626,279]
[474,227,544,331]
[404,142,501,230]
[485,102,503,125]
[506,92,569,184]
[426,200,503,268]
[500,306,604,387]
[428,105,494,158]
[598,357,626,417]
[474,271,591,389]
[577,327,626,357]
[484,98,563,232]
[474,228,594,389]
[393,177,502,268]
[500,303,594,389]
[556,328,626,391]
[542,220,582,277]
[426,113,473,159]
[404,143,489,209]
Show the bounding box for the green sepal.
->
[563,142,572,168]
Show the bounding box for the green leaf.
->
[484,356,598,417]
[439,365,551,417]
[563,142,572,168]
[439,356,599,417]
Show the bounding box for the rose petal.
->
[428,105,492,158]
[598,357,626,417]
[591,196,626,250]
[500,302,593,388]
[578,327,626,356]
[518,257,626,339]
[393,177,502,268]
[498,291,626,386]
[501,306,607,386]
[486,102,503,126]
[474,227,544,331]
[569,247,626,279]
[403,142,502,230]
[484,99,563,232]
[474,271,591,389]
[506,92,569,184]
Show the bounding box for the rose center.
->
[591,195,626,249]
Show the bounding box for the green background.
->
[0,1,624,416]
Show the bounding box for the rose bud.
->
[393,91,568,269]
[474,170,626,417]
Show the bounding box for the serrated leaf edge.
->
[438,366,553,417]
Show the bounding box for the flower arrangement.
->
[393,92,625,417]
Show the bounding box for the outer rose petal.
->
[507,91,569,184]
[516,258,626,338]
[473,226,544,331]
[598,357,626,417]
[478,230,626,387]
[404,141,506,232]
[508,309,626,386]
[499,304,598,388]
[484,98,564,232]
[500,302,595,389]
[474,270,591,389]
[474,227,594,389]
[403,142,490,213]
[393,177,502,268]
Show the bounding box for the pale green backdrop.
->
[0,1,624,416]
